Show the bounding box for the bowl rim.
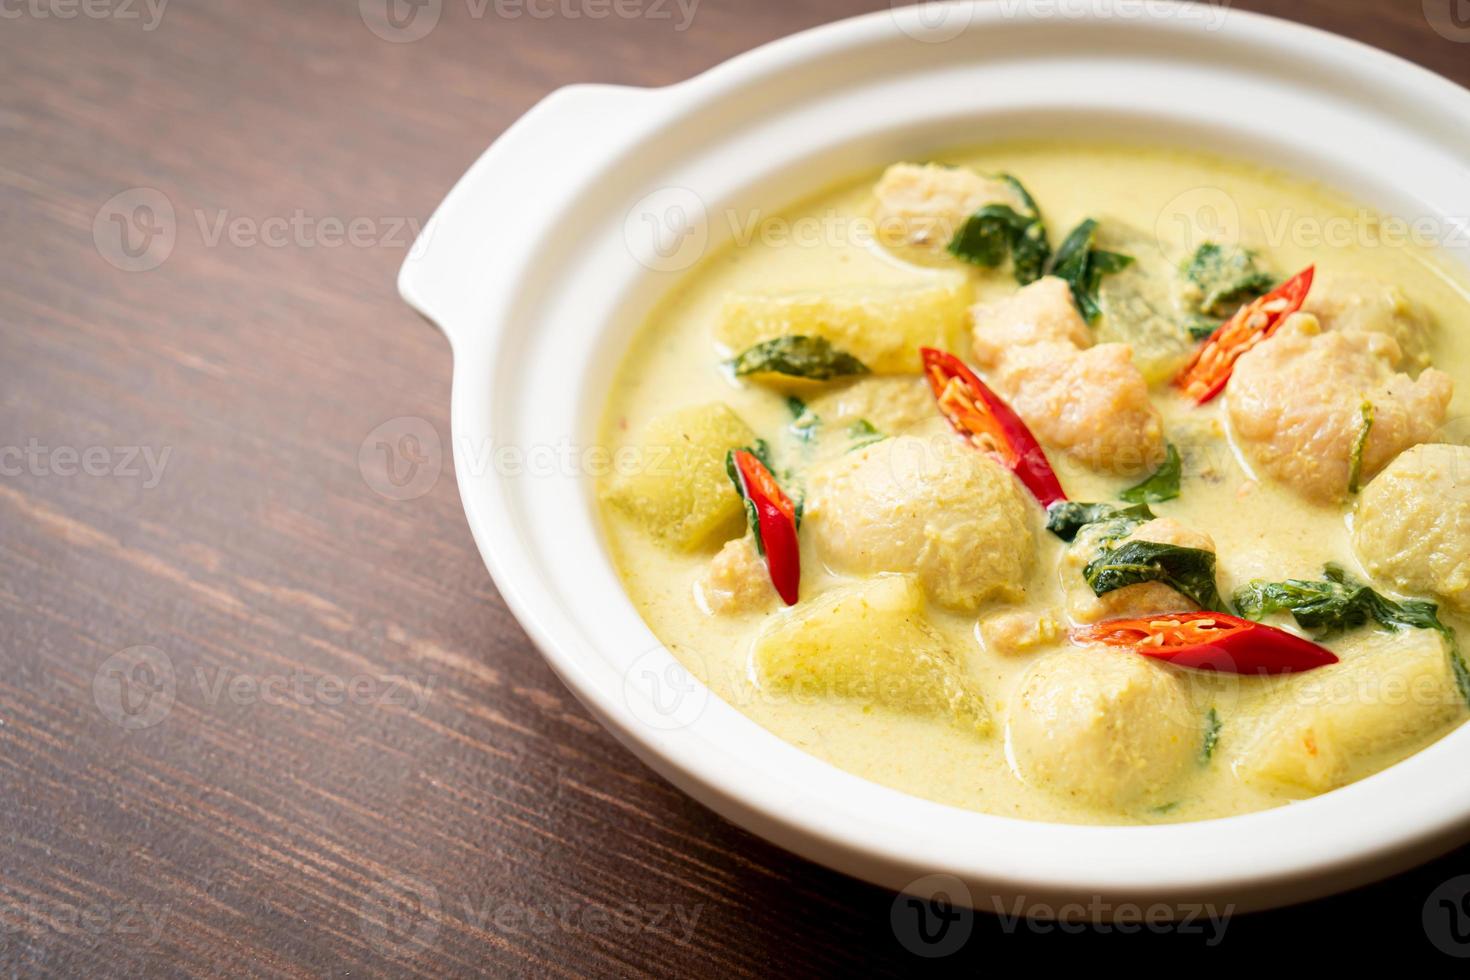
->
[404,0,1470,912]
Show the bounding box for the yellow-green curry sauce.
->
[597,143,1470,824]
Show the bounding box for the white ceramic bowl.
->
[400,1,1470,914]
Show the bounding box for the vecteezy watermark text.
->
[92,187,431,273]
[0,0,168,30]
[0,896,170,945]
[0,440,170,488]
[891,874,1232,957]
[358,0,700,44]
[359,874,703,958]
[93,646,436,730]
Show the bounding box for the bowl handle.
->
[397,83,663,350]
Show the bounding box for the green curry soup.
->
[596,142,1470,825]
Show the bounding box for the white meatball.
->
[971,276,1092,369]
[873,163,1021,250]
[979,609,1063,656]
[1303,273,1434,370]
[1061,518,1217,624]
[994,341,1166,477]
[696,535,775,615]
[1228,320,1453,502]
[1354,443,1470,611]
[804,434,1034,610]
[1007,649,1196,808]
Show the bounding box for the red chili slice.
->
[920,347,1067,508]
[1072,611,1338,675]
[1175,266,1315,404]
[730,449,800,606]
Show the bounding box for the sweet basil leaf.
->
[729,335,869,381]
[1120,443,1182,504]
[1200,708,1221,764]
[846,418,886,453]
[948,205,1029,268]
[947,174,1050,284]
[1234,563,1470,707]
[1048,219,1134,323]
[1348,401,1374,495]
[1045,501,1155,542]
[1084,540,1223,611]
[1185,314,1223,342]
[787,396,820,442]
[725,448,765,556]
[1182,242,1275,315]
[1234,563,1378,636]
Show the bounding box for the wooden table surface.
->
[5,0,1470,974]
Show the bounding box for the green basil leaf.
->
[1084,540,1222,611]
[1185,314,1223,341]
[947,173,1051,284]
[1045,501,1155,542]
[1120,443,1182,504]
[729,335,869,381]
[1200,708,1221,764]
[1048,219,1135,323]
[1234,564,1470,708]
[1181,242,1275,316]
[1348,401,1374,495]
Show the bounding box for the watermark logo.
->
[1425,0,1470,41]
[93,646,176,730]
[360,875,443,956]
[993,0,1233,30]
[622,647,708,731]
[360,0,442,42]
[890,0,974,43]
[1155,185,1241,257]
[624,186,708,272]
[1424,874,1470,957]
[359,417,443,501]
[93,187,176,273]
[891,874,974,957]
[359,0,699,42]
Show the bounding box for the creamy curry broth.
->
[597,142,1470,825]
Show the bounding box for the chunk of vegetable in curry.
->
[716,275,971,374]
[601,403,756,550]
[750,575,990,736]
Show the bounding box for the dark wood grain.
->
[4,0,1470,974]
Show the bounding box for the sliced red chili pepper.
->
[1072,611,1338,675]
[919,347,1067,508]
[729,449,800,606]
[1175,266,1315,404]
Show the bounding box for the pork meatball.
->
[1228,321,1453,502]
[873,163,1021,250]
[1007,649,1196,808]
[971,276,1092,369]
[1353,443,1470,611]
[1303,273,1434,370]
[993,341,1166,477]
[979,609,1063,656]
[1061,518,1217,624]
[804,434,1034,610]
[696,535,775,615]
